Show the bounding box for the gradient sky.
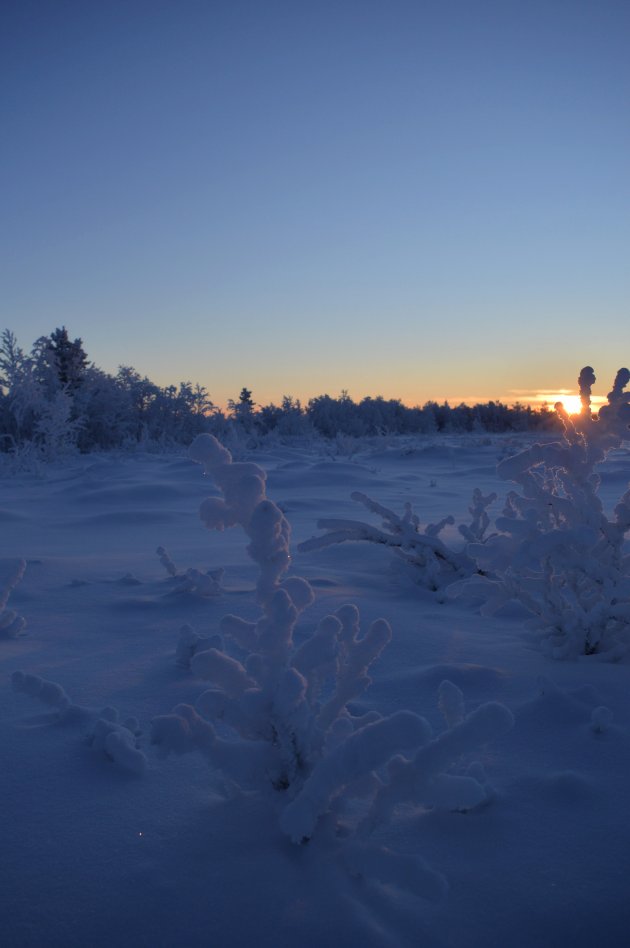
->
[2,0,629,410]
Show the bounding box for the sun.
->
[554,394,583,415]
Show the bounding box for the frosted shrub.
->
[34,389,82,461]
[12,670,73,713]
[11,671,146,773]
[0,558,27,638]
[175,623,222,669]
[298,488,495,591]
[151,435,513,895]
[452,367,630,659]
[156,545,224,597]
[156,545,178,577]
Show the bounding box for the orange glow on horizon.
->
[553,394,583,415]
[526,392,608,416]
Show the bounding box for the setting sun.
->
[554,394,583,415]
[527,390,608,416]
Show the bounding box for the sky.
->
[2,0,629,411]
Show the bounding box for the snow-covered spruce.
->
[298,488,495,591]
[11,670,146,773]
[152,435,513,882]
[0,558,27,638]
[451,367,630,659]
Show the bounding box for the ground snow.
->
[1,435,629,947]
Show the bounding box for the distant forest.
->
[1,327,561,459]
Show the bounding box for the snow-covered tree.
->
[34,389,82,460]
[151,435,512,897]
[46,326,89,389]
[451,367,630,659]
[0,329,28,394]
[227,387,256,432]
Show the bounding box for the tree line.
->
[0,328,560,458]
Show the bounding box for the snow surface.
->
[2,434,630,947]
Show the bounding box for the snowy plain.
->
[2,433,630,948]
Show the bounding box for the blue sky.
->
[2,0,629,409]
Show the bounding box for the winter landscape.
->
[4,2,629,945]
[2,366,630,947]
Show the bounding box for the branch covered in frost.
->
[458,489,497,543]
[157,543,224,597]
[12,670,72,712]
[151,703,276,789]
[316,614,392,732]
[12,671,146,773]
[363,699,514,831]
[89,716,146,774]
[298,490,487,590]
[170,567,224,598]
[175,624,222,669]
[190,434,288,602]
[280,711,431,842]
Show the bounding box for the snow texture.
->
[0,557,27,638]
[5,423,630,946]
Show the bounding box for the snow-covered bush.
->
[175,623,222,669]
[151,435,512,895]
[0,558,27,638]
[298,489,495,591]
[452,367,630,659]
[11,670,146,773]
[87,711,145,775]
[12,670,73,713]
[156,545,224,597]
[156,545,178,577]
[34,389,83,460]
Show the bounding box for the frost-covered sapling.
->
[151,435,513,897]
[458,489,498,543]
[298,488,496,591]
[152,436,412,808]
[0,558,27,638]
[452,367,630,659]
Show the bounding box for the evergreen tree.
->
[228,387,256,429]
[47,327,89,389]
